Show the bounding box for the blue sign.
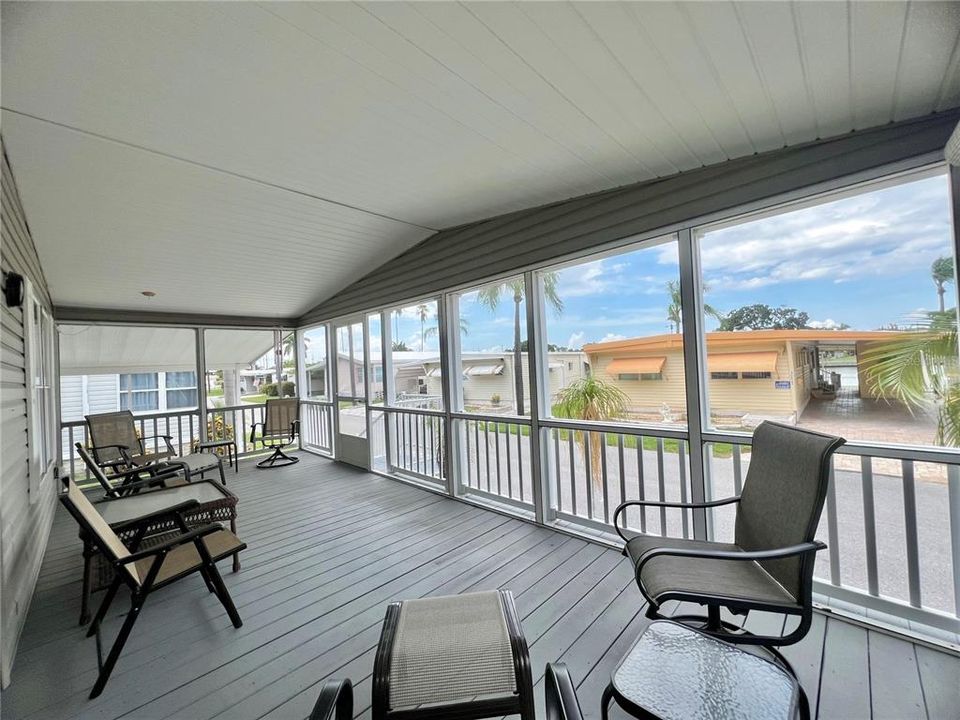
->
[774,380,791,390]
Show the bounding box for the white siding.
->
[0,140,57,687]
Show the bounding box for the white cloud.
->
[568,331,585,348]
[599,333,627,343]
[808,318,842,330]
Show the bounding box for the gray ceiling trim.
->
[300,109,960,326]
[54,306,297,330]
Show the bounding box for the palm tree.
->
[392,340,410,352]
[477,274,563,413]
[554,376,629,490]
[415,304,431,350]
[665,280,723,333]
[861,311,960,445]
[931,256,954,313]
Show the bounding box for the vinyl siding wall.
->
[0,141,56,687]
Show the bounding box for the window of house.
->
[26,288,56,494]
[741,371,772,380]
[617,372,663,381]
[710,372,739,380]
[302,325,328,399]
[120,373,159,411]
[165,371,198,408]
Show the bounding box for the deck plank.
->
[2,453,956,720]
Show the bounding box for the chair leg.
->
[231,517,241,572]
[89,595,144,698]
[87,574,123,638]
[80,546,95,626]
[205,561,242,628]
[198,566,216,594]
[600,683,615,720]
[218,457,226,487]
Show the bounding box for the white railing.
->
[456,415,534,511]
[704,433,960,633]
[301,399,334,456]
[543,419,694,540]
[61,408,201,482]
[380,406,445,484]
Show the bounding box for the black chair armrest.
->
[309,679,353,720]
[634,541,827,583]
[290,420,300,439]
[118,522,223,563]
[249,422,264,444]
[613,497,741,542]
[139,434,177,455]
[545,663,583,720]
[108,499,202,533]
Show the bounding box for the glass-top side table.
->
[602,620,804,720]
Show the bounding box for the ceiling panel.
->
[1,1,957,316]
[1,112,429,316]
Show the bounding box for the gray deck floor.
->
[3,453,958,720]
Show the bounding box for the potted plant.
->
[490,394,501,406]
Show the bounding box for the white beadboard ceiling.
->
[2,1,958,317]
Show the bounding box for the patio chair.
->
[86,410,227,485]
[613,421,844,652]
[250,398,300,468]
[59,477,245,698]
[309,679,353,720]
[75,442,186,499]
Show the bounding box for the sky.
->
[309,172,954,359]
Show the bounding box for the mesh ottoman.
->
[372,590,535,720]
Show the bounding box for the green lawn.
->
[240,394,268,404]
[207,387,224,397]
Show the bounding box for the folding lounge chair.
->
[76,442,186,498]
[60,477,245,698]
[613,421,844,654]
[86,410,227,485]
[250,398,300,468]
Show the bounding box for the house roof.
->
[584,329,902,354]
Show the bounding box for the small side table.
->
[373,590,535,720]
[195,438,239,474]
[602,620,806,720]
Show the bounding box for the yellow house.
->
[584,329,900,426]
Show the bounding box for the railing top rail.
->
[301,398,334,406]
[701,430,960,465]
[540,417,689,440]
[380,404,445,418]
[61,408,202,427]
[450,411,532,425]
[213,403,266,412]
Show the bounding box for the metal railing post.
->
[677,228,709,539]
[525,271,549,524]
[195,327,208,444]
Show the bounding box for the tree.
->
[931,256,954,313]
[415,304,431,350]
[507,341,574,352]
[478,274,563,413]
[862,310,960,446]
[718,304,809,331]
[392,340,410,351]
[665,280,723,333]
[554,376,629,491]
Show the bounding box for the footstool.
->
[372,590,534,720]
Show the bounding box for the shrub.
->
[262,382,278,397]
[280,381,296,396]
[491,394,501,405]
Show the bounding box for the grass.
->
[240,394,268,404]
[461,417,749,458]
[207,387,224,397]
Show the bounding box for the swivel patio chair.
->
[60,477,245,698]
[251,397,300,468]
[86,410,227,485]
[613,421,844,652]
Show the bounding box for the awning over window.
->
[425,366,442,378]
[708,351,779,373]
[606,357,666,375]
[465,363,504,376]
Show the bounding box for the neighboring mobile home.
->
[585,330,899,426]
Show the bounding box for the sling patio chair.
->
[250,397,300,468]
[75,442,186,499]
[86,410,227,485]
[613,421,844,655]
[60,476,245,698]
